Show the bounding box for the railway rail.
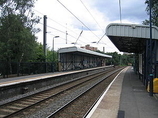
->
[0,66,124,118]
[47,67,123,118]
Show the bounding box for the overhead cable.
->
[34,8,91,43]
[48,17,79,36]
[47,25,65,34]
[57,0,100,40]
[47,26,78,40]
[33,8,45,16]
[80,0,104,33]
[47,33,73,43]
[39,22,77,39]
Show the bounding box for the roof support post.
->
[149,0,153,96]
[145,40,149,89]
[142,52,145,85]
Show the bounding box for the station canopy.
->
[106,23,158,53]
[58,46,112,58]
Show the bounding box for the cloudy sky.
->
[34,0,148,53]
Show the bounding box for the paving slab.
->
[119,67,158,118]
[87,66,158,118]
[88,67,128,118]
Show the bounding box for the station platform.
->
[0,72,62,87]
[86,66,158,118]
[0,66,111,87]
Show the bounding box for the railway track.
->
[0,66,124,118]
[47,67,123,118]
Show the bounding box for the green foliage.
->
[30,42,45,62]
[28,43,58,63]
[104,52,134,66]
[143,0,158,26]
[0,0,40,62]
[46,49,58,62]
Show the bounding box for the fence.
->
[0,62,58,78]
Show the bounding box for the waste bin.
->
[147,78,158,93]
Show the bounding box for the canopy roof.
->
[106,23,158,53]
[58,46,112,58]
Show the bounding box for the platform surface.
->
[119,67,158,118]
[87,66,158,118]
[0,66,112,87]
[0,72,61,87]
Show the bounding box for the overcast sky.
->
[34,0,148,53]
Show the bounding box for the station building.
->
[58,46,112,71]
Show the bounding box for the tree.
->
[31,42,45,62]
[143,0,158,26]
[105,52,134,66]
[47,50,58,63]
[0,0,40,62]
[0,0,40,75]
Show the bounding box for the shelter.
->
[58,46,112,71]
[106,23,158,92]
[106,23,158,53]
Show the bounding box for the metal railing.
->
[0,62,58,78]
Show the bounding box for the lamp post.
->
[52,36,59,61]
[52,36,59,72]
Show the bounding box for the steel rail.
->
[1,67,115,118]
[46,67,124,118]
[82,67,125,118]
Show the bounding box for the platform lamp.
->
[52,36,59,72]
[52,36,59,61]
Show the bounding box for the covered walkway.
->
[106,23,158,95]
[119,67,158,118]
[86,67,158,118]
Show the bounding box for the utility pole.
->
[43,15,47,73]
[43,15,47,61]
[66,31,68,44]
[66,23,68,44]
[119,0,122,23]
